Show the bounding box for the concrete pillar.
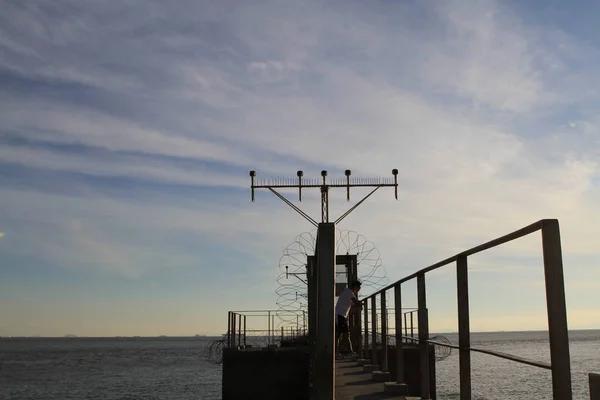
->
[314,223,336,400]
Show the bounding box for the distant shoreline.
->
[1,328,599,339]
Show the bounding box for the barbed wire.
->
[275,229,390,326]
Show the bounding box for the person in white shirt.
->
[335,280,362,357]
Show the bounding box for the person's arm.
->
[351,297,362,308]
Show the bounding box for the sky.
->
[1,0,599,337]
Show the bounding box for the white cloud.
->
[1,0,600,334]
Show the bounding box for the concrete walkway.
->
[335,359,418,400]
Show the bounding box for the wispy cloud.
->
[1,0,599,335]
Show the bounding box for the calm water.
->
[1,330,599,399]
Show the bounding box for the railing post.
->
[590,373,600,400]
[403,312,408,338]
[541,219,572,400]
[417,273,431,399]
[232,313,237,348]
[394,284,405,384]
[355,298,362,356]
[410,311,414,338]
[238,314,242,347]
[364,299,369,360]
[243,315,247,347]
[371,296,378,366]
[267,311,271,346]
[381,291,388,372]
[457,254,472,400]
[382,283,409,396]
[227,311,232,347]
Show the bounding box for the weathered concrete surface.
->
[222,347,308,400]
[336,358,419,400]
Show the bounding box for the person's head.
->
[350,280,362,295]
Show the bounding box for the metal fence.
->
[361,219,572,400]
[226,309,307,349]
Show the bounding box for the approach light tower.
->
[249,169,399,225]
[248,168,399,400]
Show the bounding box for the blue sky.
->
[1,0,599,337]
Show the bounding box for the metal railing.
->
[226,309,307,349]
[361,219,572,400]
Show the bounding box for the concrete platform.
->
[336,359,418,400]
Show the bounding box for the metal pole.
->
[541,219,572,400]
[417,274,430,399]
[232,313,237,348]
[227,311,232,347]
[403,312,408,339]
[268,311,271,346]
[364,300,369,360]
[394,284,405,384]
[410,312,414,338]
[244,315,247,347]
[457,255,472,400]
[238,314,242,347]
[381,291,388,372]
[356,296,362,356]
[371,296,377,366]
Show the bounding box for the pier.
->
[217,170,599,400]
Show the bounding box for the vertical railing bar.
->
[394,284,406,386]
[243,315,247,347]
[541,220,572,400]
[381,290,388,372]
[371,296,378,366]
[227,311,232,347]
[232,312,237,348]
[411,311,415,338]
[364,299,369,360]
[403,312,408,341]
[457,254,472,400]
[417,274,431,399]
[238,314,242,347]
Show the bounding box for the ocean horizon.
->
[2,327,598,339]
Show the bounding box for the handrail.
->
[359,219,572,400]
[363,219,543,301]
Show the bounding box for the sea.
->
[1,330,598,400]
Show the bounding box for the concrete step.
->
[372,370,392,382]
[363,364,379,372]
[384,382,409,395]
